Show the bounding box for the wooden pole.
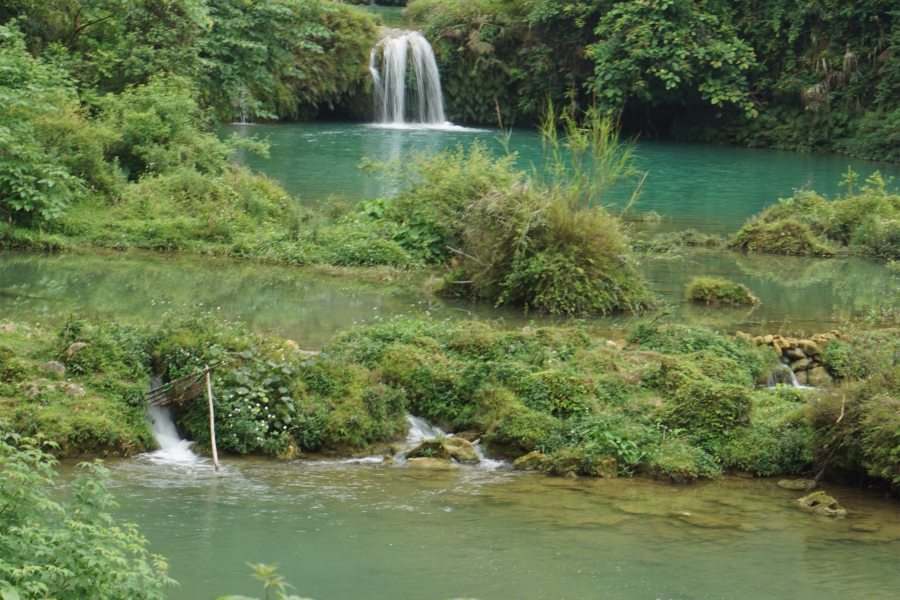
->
[206,367,220,472]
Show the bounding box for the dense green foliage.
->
[0,0,379,230]
[361,111,656,315]
[0,434,175,599]
[812,330,900,485]
[730,170,900,260]
[3,314,897,486]
[685,277,758,306]
[408,0,899,160]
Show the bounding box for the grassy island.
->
[730,170,900,260]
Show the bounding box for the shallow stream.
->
[1,247,896,340]
[57,456,900,600]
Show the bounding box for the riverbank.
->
[2,314,896,489]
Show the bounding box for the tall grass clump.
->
[415,107,656,314]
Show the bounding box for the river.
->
[6,116,900,600]
[55,455,899,600]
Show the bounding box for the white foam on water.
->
[142,405,203,466]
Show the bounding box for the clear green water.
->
[361,5,406,28]
[2,248,896,338]
[226,121,900,233]
[59,457,899,600]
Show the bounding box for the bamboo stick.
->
[206,367,220,472]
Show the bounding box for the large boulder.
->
[513,451,546,471]
[406,439,451,460]
[405,457,457,470]
[39,361,65,376]
[791,358,811,372]
[784,347,807,361]
[798,340,819,356]
[798,491,847,518]
[443,437,480,463]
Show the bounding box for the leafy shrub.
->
[646,438,722,481]
[685,277,758,306]
[0,434,176,599]
[729,171,900,260]
[0,23,81,222]
[838,108,900,162]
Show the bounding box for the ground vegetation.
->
[0,433,175,599]
[730,169,900,260]
[4,314,895,488]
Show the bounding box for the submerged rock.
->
[381,454,394,465]
[443,437,480,463]
[564,471,578,480]
[778,479,817,491]
[678,512,733,529]
[405,457,457,470]
[798,491,847,518]
[593,458,617,478]
[513,451,546,471]
[39,360,65,375]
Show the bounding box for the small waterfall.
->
[766,364,812,389]
[143,375,200,464]
[405,414,447,444]
[145,405,199,464]
[369,30,447,127]
[232,86,251,125]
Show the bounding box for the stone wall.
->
[736,330,841,386]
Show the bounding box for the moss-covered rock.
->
[443,436,480,462]
[685,277,759,307]
[798,491,847,517]
[512,450,546,470]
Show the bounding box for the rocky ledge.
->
[736,330,841,386]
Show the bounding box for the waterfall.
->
[145,405,199,464]
[369,30,447,127]
[766,364,812,389]
[143,374,200,464]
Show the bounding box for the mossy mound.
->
[729,175,900,260]
[685,277,759,307]
[729,218,836,256]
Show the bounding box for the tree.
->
[0,432,177,599]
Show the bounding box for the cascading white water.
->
[405,414,447,443]
[145,405,198,464]
[766,364,813,389]
[369,30,447,127]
